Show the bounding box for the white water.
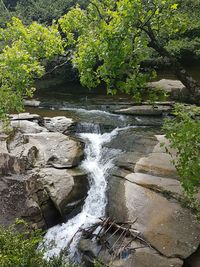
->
[43,127,121,260]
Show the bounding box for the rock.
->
[109,178,200,259]
[39,168,88,217]
[114,105,172,116]
[23,132,83,168]
[79,238,183,267]
[112,247,183,267]
[9,113,40,121]
[125,172,183,198]
[0,134,8,153]
[0,153,25,175]
[23,99,41,107]
[134,135,178,179]
[62,169,89,219]
[79,238,112,265]
[11,120,47,134]
[0,173,43,229]
[148,79,189,100]
[42,116,74,133]
[39,168,74,214]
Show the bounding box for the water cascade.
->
[43,126,121,260]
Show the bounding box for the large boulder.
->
[0,172,60,229]
[148,79,190,100]
[109,177,200,259]
[38,168,88,217]
[23,132,83,168]
[10,120,47,134]
[42,116,74,133]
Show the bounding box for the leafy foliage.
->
[166,0,200,59]
[0,17,64,121]
[59,0,187,100]
[163,104,200,195]
[0,220,76,267]
[14,0,89,25]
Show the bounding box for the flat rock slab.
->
[125,172,183,198]
[114,105,172,116]
[134,135,178,179]
[10,112,40,121]
[124,182,200,258]
[24,132,83,168]
[134,152,178,178]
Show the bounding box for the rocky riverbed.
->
[0,109,199,267]
[0,79,200,267]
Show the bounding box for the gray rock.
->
[11,120,47,134]
[9,113,40,121]
[23,132,83,168]
[0,153,25,175]
[79,238,183,267]
[112,247,183,267]
[134,135,178,179]
[23,99,40,107]
[123,181,199,258]
[42,116,74,133]
[39,168,74,214]
[0,172,46,229]
[114,105,172,116]
[125,172,183,198]
[148,79,189,100]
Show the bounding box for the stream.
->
[43,125,122,260]
[29,83,163,262]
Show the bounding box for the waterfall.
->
[42,127,120,260]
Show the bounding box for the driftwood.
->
[80,217,150,260]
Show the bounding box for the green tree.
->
[166,0,200,60]
[14,0,89,25]
[59,0,200,102]
[0,17,64,122]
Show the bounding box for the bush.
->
[0,220,74,267]
[163,104,200,195]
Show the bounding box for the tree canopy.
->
[59,0,197,101]
[0,17,64,121]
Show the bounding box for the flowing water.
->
[32,83,162,261]
[43,126,122,260]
